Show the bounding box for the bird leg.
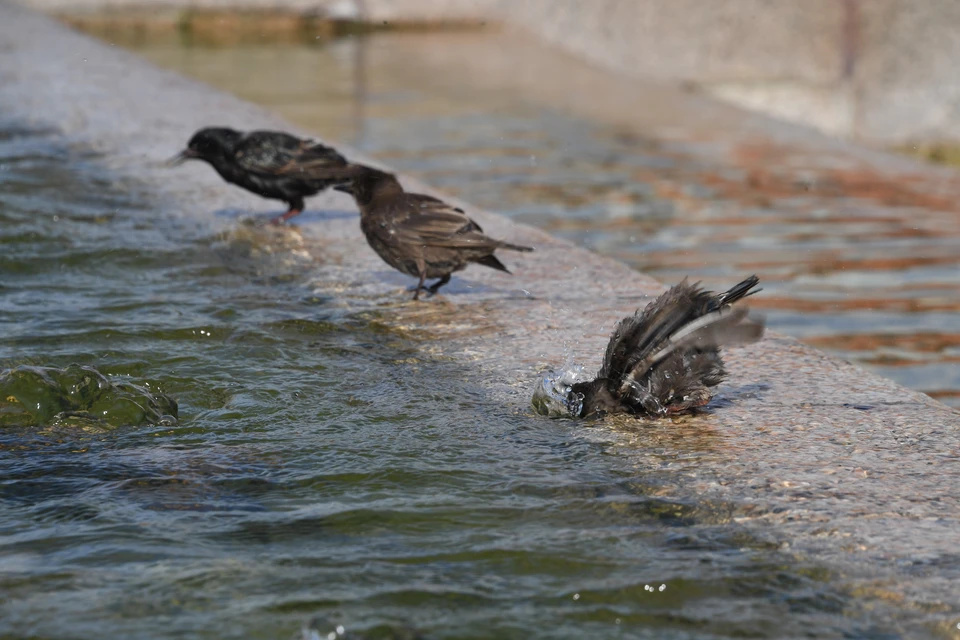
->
[270,209,302,225]
[426,274,451,296]
[412,272,427,301]
[406,274,451,299]
[270,199,305,225]
[410,258,429,301]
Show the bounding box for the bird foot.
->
[407,285,437,301]
[269,209,303,225]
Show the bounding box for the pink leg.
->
[270,208,303,225]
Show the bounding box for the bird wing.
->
[392,195,497,249]
[234,131,347,177]
[274,141,349,178]
[232,131,305,173]
[600,280,703,382]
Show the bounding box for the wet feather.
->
[568,276,764,418]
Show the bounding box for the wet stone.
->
[0,364,178,430]
[212,219,316,280]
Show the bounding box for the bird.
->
[334,165,534,300]
[557,276,764,419]
[168,127,353,224]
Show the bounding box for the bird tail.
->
[714,274,761,307]
[499,242,534,252]
[474,254,511,273]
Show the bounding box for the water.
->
[0,124,919,637]
[113,29,960,409]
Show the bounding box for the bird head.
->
[167,127,242,166]
[569,379,622,419]
[333,165,403,207]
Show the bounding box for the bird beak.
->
[166,149,198,167]
[333,183,354,195]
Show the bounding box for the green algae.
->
[896,142,960,167]
[0,364,178,431]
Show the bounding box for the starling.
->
[335,166,534,300]
[534,276,764,419]
[169,127,353,224]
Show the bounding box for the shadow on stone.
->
[212,206,357,225]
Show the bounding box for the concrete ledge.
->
[496,0,960,144]
[1,2,959,632]
[20,0,500,19]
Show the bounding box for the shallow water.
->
[117,30,960,409]
[0,126,916,638]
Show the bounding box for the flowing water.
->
[101,28,960,410]
[0,121,914,637]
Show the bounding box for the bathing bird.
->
[549,276,764,419]
[335,165,534,300]
[169,127,354,224]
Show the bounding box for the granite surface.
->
[1,2,959,634]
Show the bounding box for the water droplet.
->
[572,593,580,600]
[615,618,621,625]
[52,215,59,222]
[659,584,666,591]
[336,626,345,635]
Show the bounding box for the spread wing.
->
[602,277,763,393]
[234,131,348,177]
[600,279,704,382]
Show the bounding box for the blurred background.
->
[29,1,960,407]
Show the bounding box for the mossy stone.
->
[0,364,178,429]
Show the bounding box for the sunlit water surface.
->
[114,30,960,410]
[0,125,899,638]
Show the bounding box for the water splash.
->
[531,361,587,417]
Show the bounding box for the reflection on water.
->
[2,125,899,639]
[119,30,960,408]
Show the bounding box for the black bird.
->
[538,276,764,419]
[169,127,352,224]
[335,166,534,300]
